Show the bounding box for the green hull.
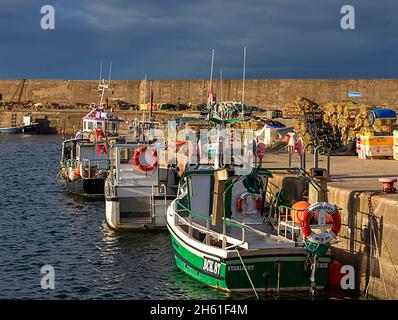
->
[169,226,331,292]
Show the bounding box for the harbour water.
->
[0,135,352,300]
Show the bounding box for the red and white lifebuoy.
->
[301,202,341,244]
[236,192,262,217]
[133,146,158,172]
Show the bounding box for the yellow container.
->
[361,136,393,147]
[363,132,375,136]
[394,146,398,160]
[394,130,398,147]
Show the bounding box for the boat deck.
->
[189,216,298,250]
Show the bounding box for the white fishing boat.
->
[105,140,178,230]
[58,62,124,197]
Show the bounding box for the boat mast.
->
[241,46,246,117]
[99,61,103,85]
[220,68,223,102]
[208,49,215,105]
[143,74,147,105]
[99,61,112,107]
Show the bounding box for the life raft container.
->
[133,146,158,172]
[236,192,262,217]
[301,202,341,244]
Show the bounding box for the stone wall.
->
[328,187,398,300]
[2,79,398,109]
[0,109,191,135]
[268,173,398,299]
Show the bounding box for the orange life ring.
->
[133,146,158,172]
[301,202,341,244]
[236,192,262,216]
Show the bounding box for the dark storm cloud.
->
[0,0,397,79]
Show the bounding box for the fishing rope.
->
[235,249,259,300]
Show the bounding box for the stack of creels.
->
[322,101,374,144]
[293,109,343,150]
[282,97,319,118]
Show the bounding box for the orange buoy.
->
[283,134,290,143]
[75,166,81,176]
[290,201,311,224]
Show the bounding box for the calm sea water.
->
[0,135,354,300]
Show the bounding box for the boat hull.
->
[0,126,22,134]
[105,196,173,230]
[21,123,40,134]
[0,123,40,134]
[168,224,331,293]
[65,178,105,197]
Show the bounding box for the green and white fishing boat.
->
[166,102,342,295]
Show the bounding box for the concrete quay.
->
[266,152,398,299]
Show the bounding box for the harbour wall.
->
[269,174,398,299]
[2,79,398,109]
[328,187,398,300]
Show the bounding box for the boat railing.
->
[150,184,178,219]
[80,159,109,179]
[174,197,264,250]
[277,204,334,244]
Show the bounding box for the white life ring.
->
[301,202,341,244]
[236,192,262,217]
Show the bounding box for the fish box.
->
[394,130,398,147]
[361,136,393,147]
[394,146,398,160]
[362,145,393,157]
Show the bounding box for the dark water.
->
[0,135,353,300]
[0,135,226,299]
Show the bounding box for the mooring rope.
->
[235,249,259,300]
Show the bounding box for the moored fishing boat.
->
[58,107,123,197]
[166,98,342,295]
[0,125,22,134]
[166,164,340,294]
[0,114,40,134]
[104,139,179,230]
[58,63,125,197]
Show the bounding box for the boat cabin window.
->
[77,144,109,170]
[119,149,134,164]
[63,144,72,163]
[63,142,77,164]
[96,121,103,129]
[86,121,94,131]
[188,175,212,217]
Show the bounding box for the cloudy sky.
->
[0,0,397,79]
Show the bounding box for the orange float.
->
[290,201,311,224]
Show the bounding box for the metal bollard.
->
[314,145,331,181]
[301,143,314,172]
